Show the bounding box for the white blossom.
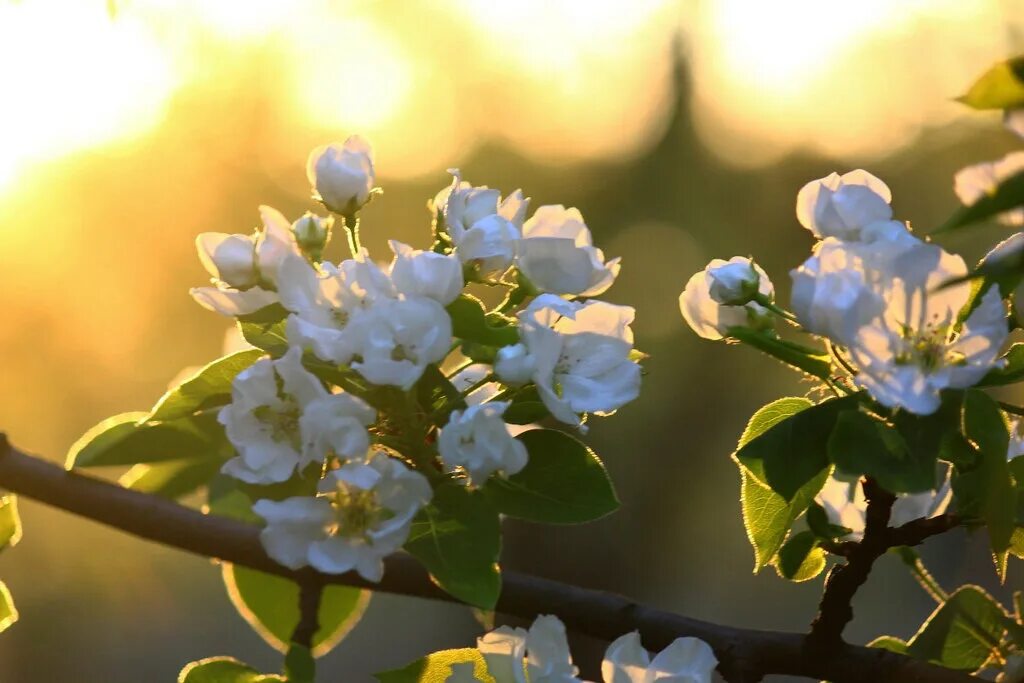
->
[438,402,528,485]
[389,240,464,305]
[1008,421,1024,461]
[602,632,718,683]
[307,136,375,215]
[519,295,641,426]
[347,296,453,389]
[495,343,537,386]
[955,151,1024,226]
[473,615,582,683]
[706,258,762,306]
[517,205,620,296]
[253,453,431,581]
[277,251,394,365]
[679,257,774,341]
[219,347,373,484]
[817,474,952,541]
[796,170,893,240]
[1006,109,1024,139]
[434,170,528,276]
[191,206,302,317]
[846,241,1008,415]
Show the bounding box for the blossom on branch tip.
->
[796,170,893,241]
[307,136,376,215]
[438,402,528,485]
[475,615,581,683]
[517,205,620,296]
[253,452,431,581]
[706,258,762,306]
[602,631,718,683]
[679,257,774,340]
[518,294,641,426]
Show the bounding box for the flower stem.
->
[342,213,361,257]
[752,293,799,325]
[892,546,947,603]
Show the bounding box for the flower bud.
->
[389,240,463,305]
[306,136,375,215]
[195,232,257,288]
[494,343,535,385]
[796,170,892,240]
[706,258,761,305]
[679,257,774,340]
[291,212,333,261]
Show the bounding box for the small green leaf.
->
[405,483,501,609]
[725,328,831,379]
[737,395,858,500]
[417,364,467,427]
[955,390,1015,573]
[0,581,17,633]
[120,458,224,499]
[447,295,519,347]
[938,169,1024,233]
[957,55,1024,110]
[375,648,494,683]
[773,531,826,582]
[238,316,289,357]
[829,410,936,493]
[868,636,909,655]
[983,343,1024,387]
[906,585,1007,672]
[149,349,265,422]
[177,656,285,683]
[0,496,22,550]
[485,429,618,524]
[222,564,370,657]
[67,412,227,469]
[806,501,851,540]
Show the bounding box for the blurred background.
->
[1,0,1024,680]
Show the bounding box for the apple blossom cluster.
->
[681,169,1009,416]
[184,136,643,583]
[431,614,717,683]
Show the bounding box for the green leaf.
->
[773,530,826,582]
[284,644,315,683]
[868,636,909,655]
[503,386,548,425]
[906,585,1007,672]
[829,410,936,494]
[119,458,224,499]
[222,564,369,656]
[375,648,494,683]
[938,169,1024,233]
[417,364,467,427]
[405,483,501,609]
[982,343,1024,387]
[177,657,285,683]
[0,496,22,550]
[148,349,265,422]
[485,429,618,524]
[806,501,851,540]
[736,395,858,500]
[956,390,1015,573]
[738,462,830,572]
[446,295,518,347]
[0,581,17,634]
[957,55,1024,110]
[238,317,289,357]
[67,411,227,469]
[725,328,831,379]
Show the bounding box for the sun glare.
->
[0,2,178,192]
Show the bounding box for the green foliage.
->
[222,564,369,656]
[957,55,1024,110]
[905,585,1007,671]
[0,581,17,634]
[238,308,290,356]
[503,386,548,425]
[0,496,22,551]
[120,458,225,499]
[806,501,851,540]
[405,482,502,609]
[724,328,831,379]
[177,657,285,683]
[828,410,936,493]
[66,411,228,469]
[736,395,857,501]
[982,343,1024,387]
[938,169,1024,233]
[417,364,466,427]
[375,648,494,683]
[773,531,826,582]
[284,644,315,683]
[954,390,1015,576]
[447,295,518,347]
[485,429,618,524]
[148,350,265,422]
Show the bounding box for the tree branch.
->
[291,573,324,649]
[0,436,979,683]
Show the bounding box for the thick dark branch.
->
[0,437,978,683]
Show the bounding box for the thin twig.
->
[291,573,324,649]
[0,436,979,683]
